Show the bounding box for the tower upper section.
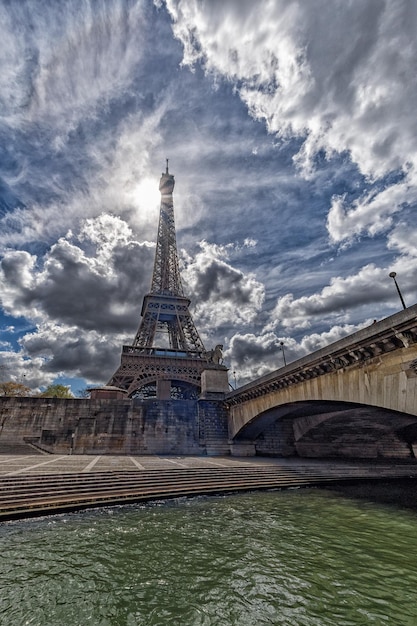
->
[130,163,206,354]
[150,161,184,296]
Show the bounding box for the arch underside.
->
[131,379,199,400]
[108,354,206,398]
[235,400,417,459]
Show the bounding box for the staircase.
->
[2,462,417,521]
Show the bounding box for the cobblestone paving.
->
[0,454,282,476]
[1,453,417,477]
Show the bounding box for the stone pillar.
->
[200,368,229,398]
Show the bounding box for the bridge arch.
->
[226,306,417,459]
[234,400,417,459]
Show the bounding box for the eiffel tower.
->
[108,162,227,400]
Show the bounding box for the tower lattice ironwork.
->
[108,163,223,400]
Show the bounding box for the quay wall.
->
[0,397,230,456]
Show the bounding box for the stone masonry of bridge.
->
[226,305,417,459]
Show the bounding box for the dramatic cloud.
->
[225,332,288,384]
[21,322,123,383]
[0,1,147,128]
[0,0,175,251]
[0,350,54,390]
[0,214,156,386]
[225,323,365,386]
[1,1,416,391]
[388,223,417,259]
[167,0,417,243]
[327,175,417,244]
[0,215,154,332]
[182,240,265,339]
[266,262,417,330]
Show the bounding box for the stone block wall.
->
[295,431,413,459]
[0,396,230,456]
[198,400,230,455]
[254,417,297,456]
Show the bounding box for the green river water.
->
[1,486,417,626]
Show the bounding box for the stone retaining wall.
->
[0,397,230,456]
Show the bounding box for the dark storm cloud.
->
[181,241,265,336]
[193,259,253,305]
[21,325,121,382]
[0,215,154,334]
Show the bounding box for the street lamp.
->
[389,271,406,310]
[279,341,287,367]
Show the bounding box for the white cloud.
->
[0,104,169,250]
[168,0,416,175]
[327,173,417,244]
[0,1,174,251]
[388,222,417,258]
[182,240,265,333]
[225,322,366,386]
[166,0,417,244]
[0,1,146,130]
[0,349,54,390]
[266,263,414,329]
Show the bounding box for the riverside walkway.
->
[1,450,417,521]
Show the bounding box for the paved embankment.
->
[1,454,417,521]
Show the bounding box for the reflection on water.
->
[1,488,417,625]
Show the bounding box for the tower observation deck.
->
[108,163,227,400]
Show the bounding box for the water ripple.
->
[1,489,417,625]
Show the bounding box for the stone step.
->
[2,463,417,521]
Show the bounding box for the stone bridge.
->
[225,305,417,459]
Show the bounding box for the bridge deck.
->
[1,455,417,521]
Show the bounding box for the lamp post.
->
[389,272,406,310]
[279,341,287,367]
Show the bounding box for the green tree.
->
[38,384,74,398]
[0,381,32,397]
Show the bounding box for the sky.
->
[0,0,416,393]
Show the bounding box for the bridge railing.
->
[226,304,417,405]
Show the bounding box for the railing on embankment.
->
[2,463,417,521]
